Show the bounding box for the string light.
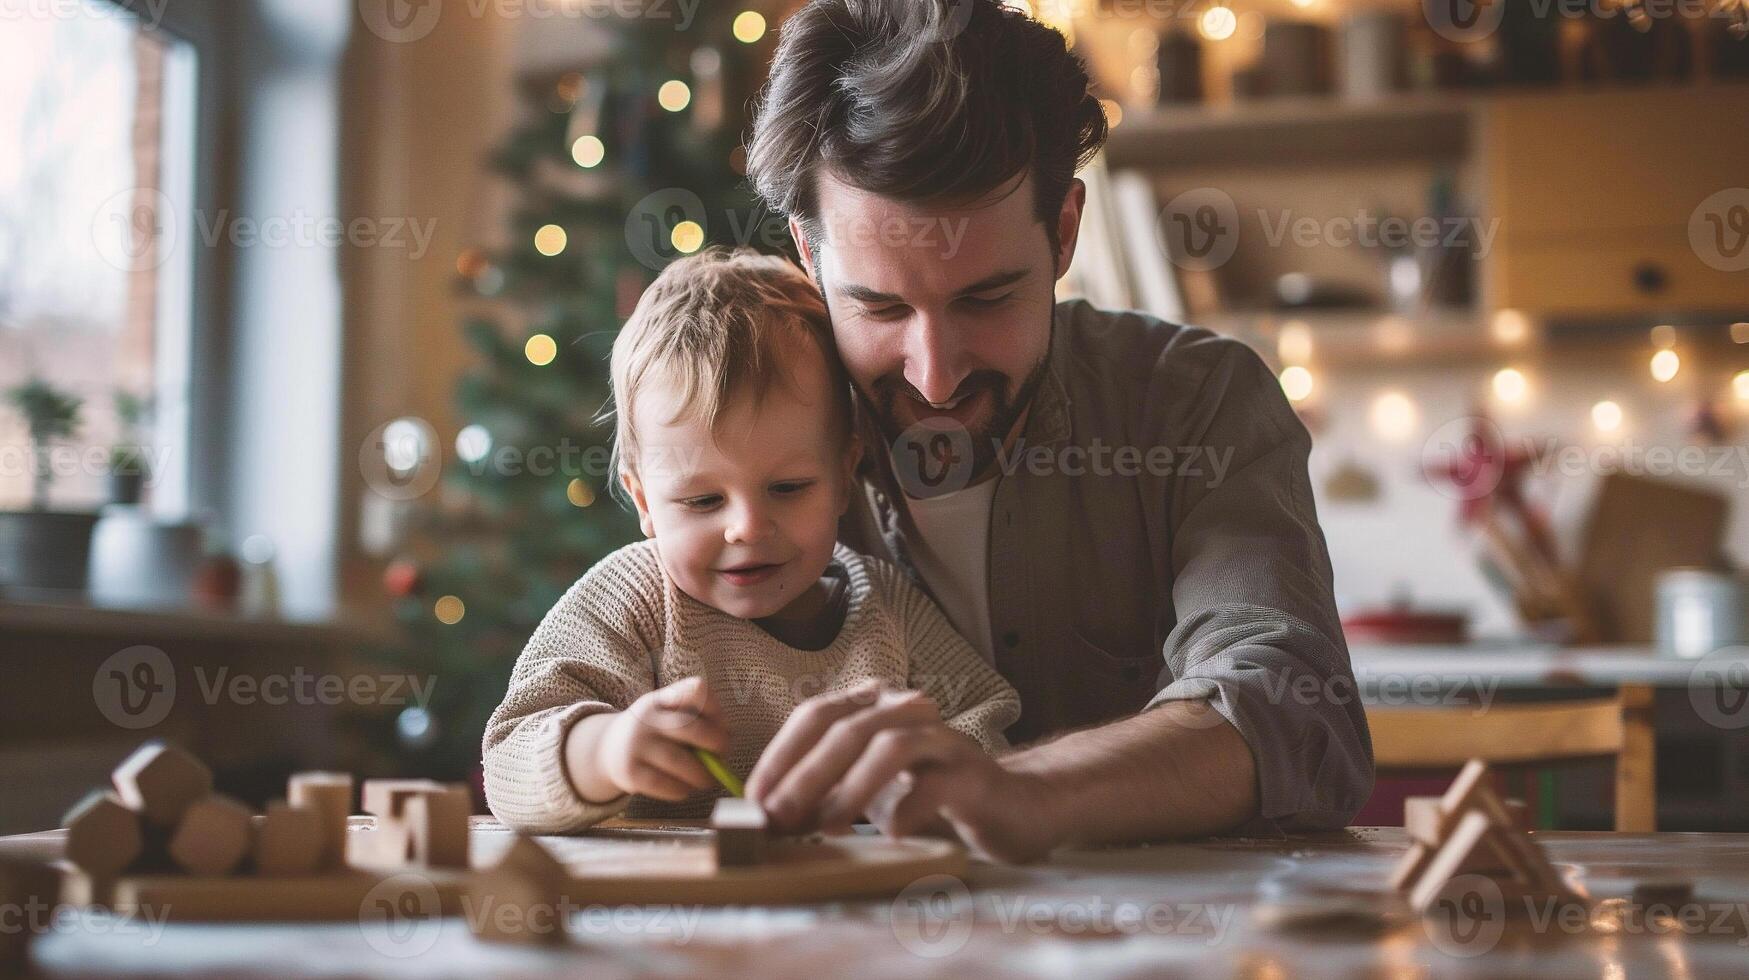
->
[670,220,705,254]
[1199,5,1237,40]
[1099,99,1123,128]
[1492,367,1528,405]
[567,478,597,508]
[1650,349,1680,383]
[525,334,557,366]
[1734,370,1749,403]
[1277,320,1313,365]
[1732,322,1749,344]
[732,10,766,43]
[456,424,492,465]
[1279,366,1314,403]
[1650,324,1676,348]
[534,224,567,256]
[571,135,604,168]
[434,595,465,625]
[1369,391,1419,443]
[1592,400,1624,433]
[658,80,692,112]
[1491,309,1530,346]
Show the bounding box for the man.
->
[739,0,1373,862]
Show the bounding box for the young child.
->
[482,247,1020,832]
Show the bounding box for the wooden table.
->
[4,826,1744,978]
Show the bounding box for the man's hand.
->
[744,680,1062,863]
[566,676,730,803]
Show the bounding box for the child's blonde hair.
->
[609,247,853,483]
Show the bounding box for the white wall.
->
[1308,350,1749,637]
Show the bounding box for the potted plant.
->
[109,390,153,506]
[0,377,101,593]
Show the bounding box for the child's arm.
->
[894,573,1022,756]
[483,547,719,832]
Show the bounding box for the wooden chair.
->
[1366,685,1655,832]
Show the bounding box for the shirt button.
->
[1003,632,1021,648]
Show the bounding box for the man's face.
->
[793,171,1083,483]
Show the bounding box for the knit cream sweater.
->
[482,540,1021,832]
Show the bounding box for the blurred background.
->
[1,0,1746,834]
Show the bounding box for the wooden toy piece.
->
[402,784,471,869]
[711,797,768,868]
[254,800,325,876]
[1406,809,1521,913]
[360,778,446,820]
[287,771,353,870]
[63,790,144,877]
[168,794,254,876]
[348,822,413,868]
[469,837,574,946]
[112,741,213,828]
[1392,759,1585,916]
[0,857,61,965]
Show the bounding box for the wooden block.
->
[98,870,470,922]
[112,741,213,828]
[402,785,470,869]
[168,794,254,876]
[1408,810,1505,913]
[0,857,61,964]
[287,772,353,871]
[360,779,444,819]
[62,790,144,877]
[494,836,571,890]
[1403,796,1444,846]
[254,801,324,876]
[469,837,573,946]
[347,824,413,868]
[711,797,768,868]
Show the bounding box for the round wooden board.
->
[470,819,967,905]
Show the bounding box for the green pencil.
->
[692,747,744,797]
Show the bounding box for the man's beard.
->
[862,338,1051,486]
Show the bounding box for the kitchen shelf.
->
[1105,93,1473,171]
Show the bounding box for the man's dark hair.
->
[746,0,1109,258]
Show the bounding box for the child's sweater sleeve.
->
[890,567,1021,756]
[481,544,665,833]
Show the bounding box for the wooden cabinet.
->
[1479,84,1749,317]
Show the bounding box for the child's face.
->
[621,347,859,622]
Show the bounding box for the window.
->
[0,0,197,515]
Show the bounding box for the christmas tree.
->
[362,8,774,786]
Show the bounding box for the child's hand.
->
[592,676,730,802]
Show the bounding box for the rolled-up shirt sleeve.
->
[1146,338,1374,832]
